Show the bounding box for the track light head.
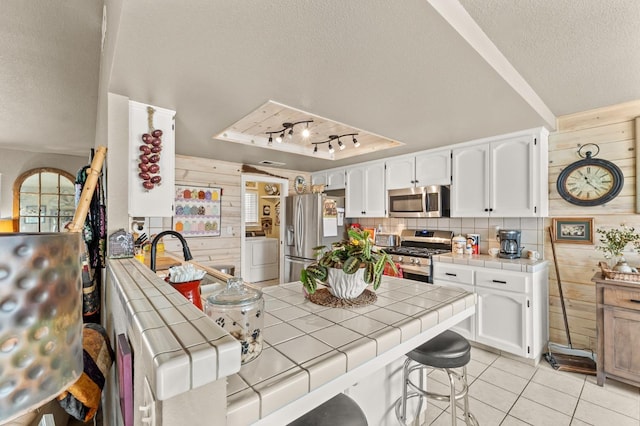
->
[338,139,345,150]
[352,136,360,147]
[288,128,294,139]
[313,145,318,154]
[268,136,273,146]
[302,125,310,138]
[328,143,334,154]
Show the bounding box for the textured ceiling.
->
[1,1,639,172]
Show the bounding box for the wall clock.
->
[556,145,623,206]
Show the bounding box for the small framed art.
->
[551,217,594,244]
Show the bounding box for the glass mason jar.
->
[205,277,264,364]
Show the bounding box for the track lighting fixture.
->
[266,119,314,145]
[311,133,359,154]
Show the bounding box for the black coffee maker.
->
[498,230,522,259]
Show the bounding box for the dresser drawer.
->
[433,264,474,285]
[604,287,640,311]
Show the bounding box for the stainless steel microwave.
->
[388,186,450,218]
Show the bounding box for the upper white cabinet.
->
[386,150,451,190]
[345,161,386,218]
[311,168,346,190]
[129,101,176,217]
[451,128,548,217]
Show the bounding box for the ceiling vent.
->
[259,160,286,167]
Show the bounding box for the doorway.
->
[240,174,288,286]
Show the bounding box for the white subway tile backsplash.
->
[503,218,521,229]
[369,215,543,257]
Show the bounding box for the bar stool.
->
[288,393,368,426]
[395,330,478,426]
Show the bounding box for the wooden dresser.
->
[592,273,640,387]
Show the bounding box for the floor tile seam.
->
[502,370,537,423]
[507,394,576,424]
[572,395,640,424]
[577,382,640,418]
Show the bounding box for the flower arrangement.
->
[300,228,397,295]
[596,225,639,259]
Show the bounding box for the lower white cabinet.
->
[244,238,278,283]
[433,261,548,361]
[476,287,528,356]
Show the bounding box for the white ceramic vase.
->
[326,267,368,299]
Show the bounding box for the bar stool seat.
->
[395,330,478,426]
[408,329,471,368]
[288,393,367,426]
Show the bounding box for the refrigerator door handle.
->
[295,196,304,256]
[286,225,295,246]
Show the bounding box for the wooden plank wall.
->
[547,99,640,350]
[167,155,311,276]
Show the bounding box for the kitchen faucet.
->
[150,230,193,272]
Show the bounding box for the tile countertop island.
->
[106,259,474,425]
[228,277,475,425]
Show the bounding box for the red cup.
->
[165,277,203,310]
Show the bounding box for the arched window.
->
[13,168,75,232]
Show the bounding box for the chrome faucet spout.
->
[150,230,193,272]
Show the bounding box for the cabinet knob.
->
[489,208,493,212]
[484,208,489,212]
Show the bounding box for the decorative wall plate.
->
[294,176,306,194]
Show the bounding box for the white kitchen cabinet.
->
[386,150,451,191]
[431,263,475,340]
[476,271,533,357]
[433,260,548,361]
[244,238,278,283]
[345,161,386,218]
[451,127,548,217]
[128,101,176,217]
[311,168,346,190]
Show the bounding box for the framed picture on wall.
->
[552,217,594,244]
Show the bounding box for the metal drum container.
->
[0,233,84,423]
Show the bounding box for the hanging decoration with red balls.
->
[138,106,163,190]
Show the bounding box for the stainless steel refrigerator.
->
[284,193,345,283]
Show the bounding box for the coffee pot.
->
[498,230,522,259]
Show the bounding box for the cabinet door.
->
[490,135,536,217]
[603,306,640,383]
[326,169,346,190]
[414,150,451,186]
[385,157,416,190]
[345,167,366,217]
[433,280,476,340]
[363,162,386,217]
[451,144,489,217]
[128,101,176,217]
[346,163,385,218]
[476,287,529,357]
[311,172,327,186]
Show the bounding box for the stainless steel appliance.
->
[384,229,453,282]
[388,186,450,218]
[284,193,345,282]
[498,229,522,259]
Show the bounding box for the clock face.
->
[557,158,623,206]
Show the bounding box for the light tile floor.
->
[421,347,640,426]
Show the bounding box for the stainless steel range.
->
[384,229,453,283]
